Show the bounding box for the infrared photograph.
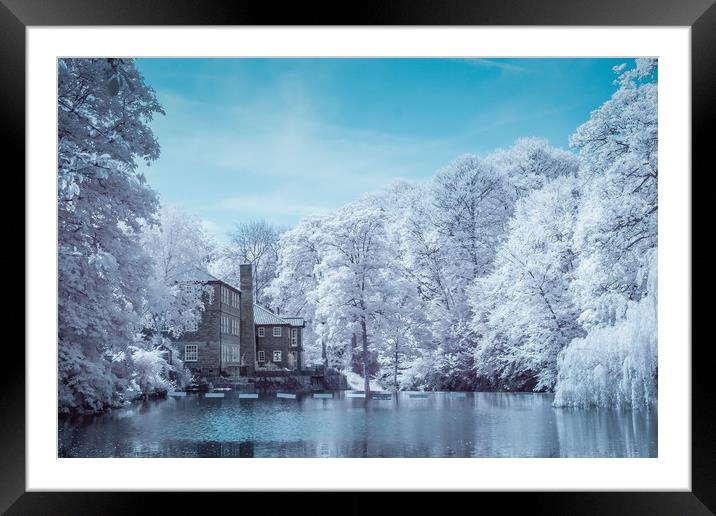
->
[57,57,658,458]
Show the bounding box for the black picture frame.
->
[4,0,711,513]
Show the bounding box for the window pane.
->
[185,345,198,362]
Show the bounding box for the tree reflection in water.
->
[58,392,657,458]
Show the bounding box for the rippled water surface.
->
[59,391,657,458]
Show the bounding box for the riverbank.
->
[343,370,385,391]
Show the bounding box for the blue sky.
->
[135,58,626,240]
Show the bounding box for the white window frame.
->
[258,327,265,337]
[291,328,298,346]
[232,346,239,362]
[273,350,282,362]
[273,326,282,337]
[258,350,265,362]
[184,344,198,362]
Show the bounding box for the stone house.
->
[174,264,305,380]
[254,305,305,371]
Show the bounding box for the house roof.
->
[253,304,288,325]
[253,304,305,327]
[183,268,242,292]
[180,267,221,283]
[284,317,306,327]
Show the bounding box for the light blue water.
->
[58,391,657,458]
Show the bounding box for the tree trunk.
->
[322,338,328,373]
[351,332,358,373]
[394,341,399,391]
[361,316,370,393]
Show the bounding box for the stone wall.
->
[256,325,291,369]
[176,280,243,379]
[180,296,219,342]
[250,371,348,392]
[179,340,220,378]
[250,375,315,392]
[290,326,303,370]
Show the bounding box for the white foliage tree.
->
[570,58,658,328]
[58,58,164,413]
[312,198,396,392]
[217,220,281,307]
[135,205,217,394]
[398,156,512,389]
[268,216,326,365]
[400,140,579,390]
[554,250,657,408]
[553,59,658,408]
[470,176,585,391]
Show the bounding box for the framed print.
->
[4,0,712,513]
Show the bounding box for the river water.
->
[58,391,657,458]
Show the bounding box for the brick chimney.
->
[240,263,256,376]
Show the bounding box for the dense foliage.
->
[270,59,658,407]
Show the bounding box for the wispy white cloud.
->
[461,58,530,73]
[136,58,622,235]
[466,102,571,135]
[216,194,333,219]
[140,61,553,233]
[144,78,459,232]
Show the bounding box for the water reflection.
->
[58,392,657,458]
[554,406,657,458]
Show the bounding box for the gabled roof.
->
[253,304,288,325]
[253,304,305,327]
